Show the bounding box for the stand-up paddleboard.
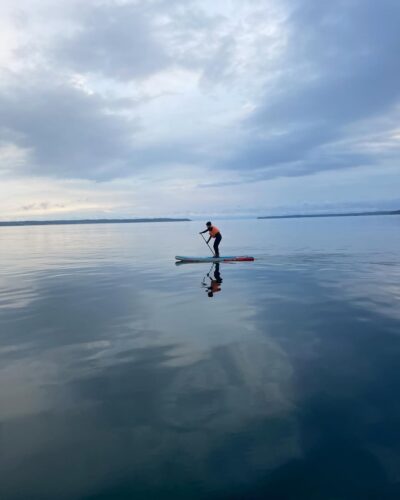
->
[175,255,254,263]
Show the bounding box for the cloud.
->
[0,0,399,217]
[21,201,65,211]
[0,67,214,181]
[0,0,243,182]
[263,1,400,125]
[49,0,239,85]
[53,2,171,81]
[220,0,400,178]
[0,78,137,180]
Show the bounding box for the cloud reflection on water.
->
[0,220,400,498]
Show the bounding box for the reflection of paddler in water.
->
[203,263,223,298]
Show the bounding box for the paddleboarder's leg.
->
[214,234,222,257]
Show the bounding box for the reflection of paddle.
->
[202,263,215,285]
[200,233,215,256]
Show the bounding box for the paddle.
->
[200,232,215,256]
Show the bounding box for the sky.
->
[0,0,399,220]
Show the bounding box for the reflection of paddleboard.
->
[175,256,254,263]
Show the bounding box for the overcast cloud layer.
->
[0,0,399,219]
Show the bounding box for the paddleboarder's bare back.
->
[199,221,222,257]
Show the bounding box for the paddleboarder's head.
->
[206,221,212,227]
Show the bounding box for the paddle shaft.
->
[200,233,215,255]
[202,262,215,285]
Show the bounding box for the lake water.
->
[1,217,400,499]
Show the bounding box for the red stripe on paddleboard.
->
[231,257,254,261]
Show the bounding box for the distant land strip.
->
[0,218,191,227]
[258,210,400,220]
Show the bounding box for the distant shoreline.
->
[258,210,400,220]
[0,218,191,227]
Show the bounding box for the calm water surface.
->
[1,218,400,499]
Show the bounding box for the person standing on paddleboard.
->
[200,221,222,257]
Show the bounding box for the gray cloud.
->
[1,0,399,187]
[0,0,234,181]
[261,0,400,125]
[0,81,136,180]
[53,2,170,80]
[222,0,400,177]
[200,151,373,188]
[51,0,230,83]
[0,76,208,180]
